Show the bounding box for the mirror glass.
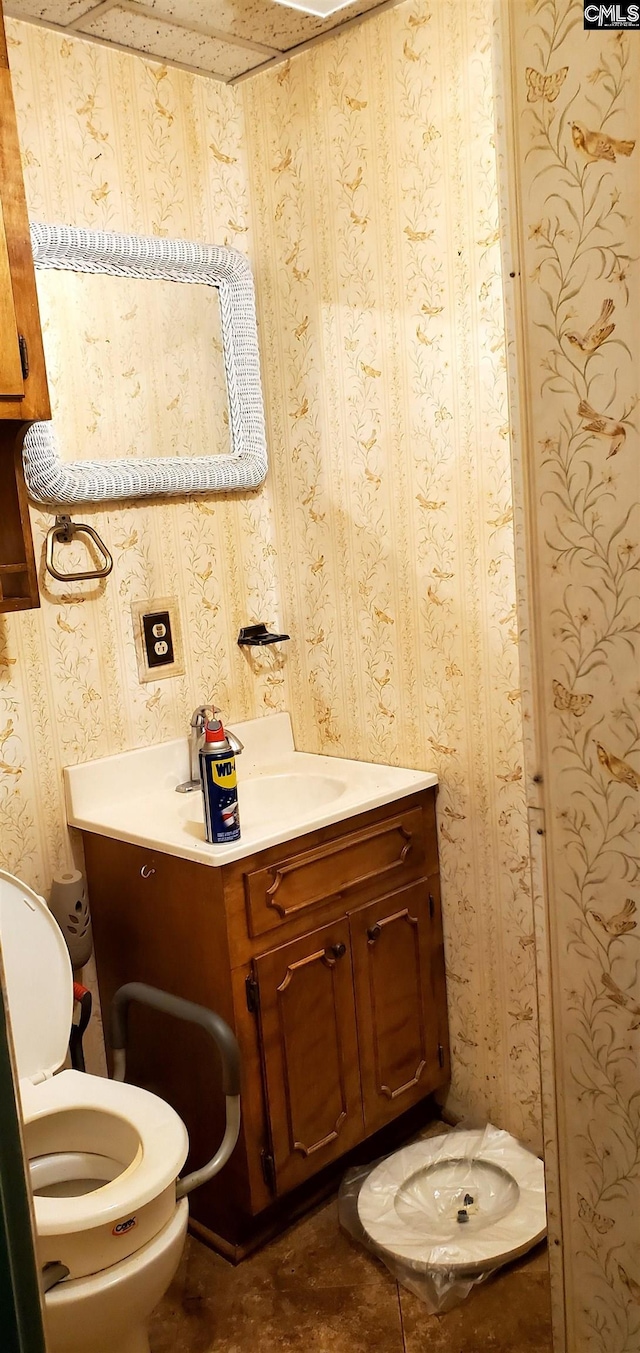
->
[36,269,231,464]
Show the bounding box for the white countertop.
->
[64,712,438,868]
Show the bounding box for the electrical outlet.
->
[143,610,174,668]
[131,598,184,683]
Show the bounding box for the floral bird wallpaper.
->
[0,5,542,1165]
[242,0,541,1146]
[503,0,640,1348]
[5,2,639,1344]
[0,17,283,897]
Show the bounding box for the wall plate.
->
[131,597,185,684]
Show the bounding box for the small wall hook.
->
[45,515,113,583]
[238,623,290,648]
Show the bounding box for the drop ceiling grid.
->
[91,1,281,53]
[78,5,272,80]
[3,0,397,82]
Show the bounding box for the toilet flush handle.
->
[110,981,241,1198]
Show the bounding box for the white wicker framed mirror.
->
[23,223,267,506]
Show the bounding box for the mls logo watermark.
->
[584,2,640,26]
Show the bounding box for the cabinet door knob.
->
[367,924,381,943]
[140,864,156,879]
[329,942,346,960]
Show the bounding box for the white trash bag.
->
[338,1123,546,1314]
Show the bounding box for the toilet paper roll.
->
[49,869,93,970]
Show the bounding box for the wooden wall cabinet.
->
[0,432,39,612]
[0,1,50,613]
[82,788,450,1259]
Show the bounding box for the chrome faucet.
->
[224,724,244,756]
[176,705,244,794]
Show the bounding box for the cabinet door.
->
[0,8,49,420]
[350,878,449,1133]
[253,918,364,1195]
[0,3,50,614]
[0,201,24,401]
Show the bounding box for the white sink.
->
[239,772,345,822]
[64,713,437,867]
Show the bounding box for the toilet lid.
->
[0,870,73,1083]
[357,1127,546,1274]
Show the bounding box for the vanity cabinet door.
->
[349,878,449,1134]
[252,918,364,1196]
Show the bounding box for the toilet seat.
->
[357,1128,546,1274]
[0,868,188,1280]
[21,1068,188,1237]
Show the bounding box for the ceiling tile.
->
[126,0,384,51]
[4,0,102,24]
[77,4,268,76]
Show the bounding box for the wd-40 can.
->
[199,719,241,844]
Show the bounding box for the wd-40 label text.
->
[212,759,236,783]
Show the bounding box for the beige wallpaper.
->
[38,268,232,464]
[242,0,541,1146]
[503,1,640,1348]
[0,7,543,1151]
[0,17,284,897]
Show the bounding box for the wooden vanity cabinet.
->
[82,787,450,1259]
[0,1,50,613]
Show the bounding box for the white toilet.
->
[0,868,240,1353]
[356,1126,547,1290]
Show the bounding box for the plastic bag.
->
[338,1123,546,1314]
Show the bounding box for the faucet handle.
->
[190,704,243,754]
[190,704,215,730]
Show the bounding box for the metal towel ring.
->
[45,515,113,583]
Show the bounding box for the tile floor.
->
[150,1197,553,1353]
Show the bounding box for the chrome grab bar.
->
[45,514,113,582]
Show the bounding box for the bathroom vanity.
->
[66,715,450,1258]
